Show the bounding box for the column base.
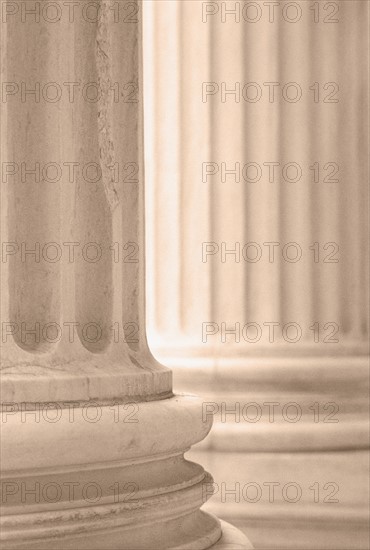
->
[1,395,252,550]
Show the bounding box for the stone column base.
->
[1,395,252,550]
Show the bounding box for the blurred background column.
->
[144,1,369,548]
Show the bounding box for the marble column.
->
[0,1,251,548]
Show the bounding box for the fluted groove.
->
[179,0,213,335]
[6,16,62,353]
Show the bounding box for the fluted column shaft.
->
[1,0,171,403]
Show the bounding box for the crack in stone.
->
[96,0,120,213]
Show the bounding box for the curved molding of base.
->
[1,394,211,471]
[1,349,173,405]
[0,395,223,549]
[210,520,253,549]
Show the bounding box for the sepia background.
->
[143,1,369,549]
[0,0,368,548]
